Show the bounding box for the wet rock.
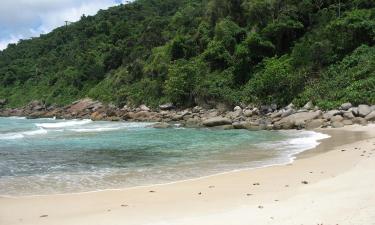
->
[152,122,172,129]
[202,117,232,127]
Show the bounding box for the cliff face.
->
[0,0,374,109]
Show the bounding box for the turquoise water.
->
[0,117,328,196]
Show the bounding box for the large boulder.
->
[305,119,325,129]
[365,111,375,121]
[203,117,232,127]
[275,111,322,129]
[68,98,102,113]
[358,104,371,117]
[232,121,260,130]
[323,110,340,120]
[281,108,295,118]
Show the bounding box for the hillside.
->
[0,0,374,109]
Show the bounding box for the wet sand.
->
[0,124,374,225]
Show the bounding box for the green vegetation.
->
[0,0,374,109]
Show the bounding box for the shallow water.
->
[0,117,328,196]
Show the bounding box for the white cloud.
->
[0,0,125,50]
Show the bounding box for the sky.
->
[0,0,130,50]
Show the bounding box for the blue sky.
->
[0,0,129,50]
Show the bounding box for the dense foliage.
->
[0,0,374,109]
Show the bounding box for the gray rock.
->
[340,102,352,110]
[323,110,340,120]
[364,111,375,121]
[234,106,242,111]
[358,104,371,117]
[303,101,314,110]
[285,103,295,110]
[305,119,325,129]
[353,117,368,125]
[243,109,253,117]
[139,104,150,112]
[343,111,354,119]
[275,111,322,129]
[349,107,359,116]
[202,117,232,127]
[159,103,175,110]
[270,110,282,118]
[331,121,344,128]
[281,108,295,118]
[371,105,375,111]
[331,115,344,122]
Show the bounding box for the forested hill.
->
[0,0,374,109]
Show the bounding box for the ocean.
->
[0,117,329,196]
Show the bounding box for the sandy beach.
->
[1,124,374,225]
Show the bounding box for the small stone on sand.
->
[121,204,128,207]
[40,215,48,218]
[253,182,260,186]
[301,181,309,184]
[258,205,264,209]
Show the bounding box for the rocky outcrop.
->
[0,99,373,130]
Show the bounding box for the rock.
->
[270,110,282,119]
[331,115,344,122]
[243,109,253,117]
[358,104,371,117]
[232,121,259,130]
[340,102,352,110]
[234,106,242,111]
[305,119,325,129]
[349,107,359,116]
[285,103,295,110]
[68,98,102,113]
[152,122,171,129]
[353,117,368,125]
[343,111,354,119]
[227,109,243,119]
[90,111,105,121]
[364,111,375,121]
[139,104,150,111]
[281,108,295,118]
[159,103,174,110]
[260,105,273,114]
[331,121,344,128]
[275,111,322,129]
[252,108,259,115]
[323,110,340,120]
[202,117,232,127]
[342,120,353,125]
[371,105,375,111]
[303,101,314,110]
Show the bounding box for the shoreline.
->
[1,124,374,225]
